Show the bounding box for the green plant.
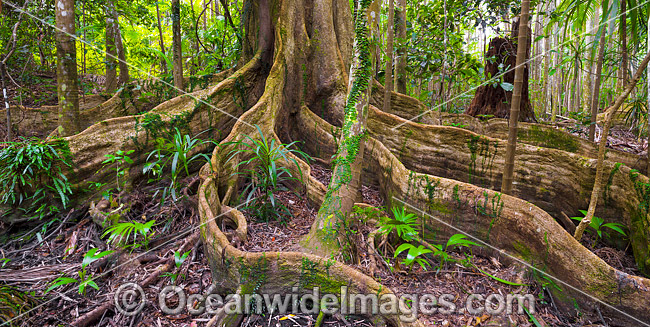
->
[0,258,10,268]
[102,149,135,197]
[377,206,418,241]
[0,137,73,220]
[46,248,113,295]
[162,250,191,284]
[571,210,627,242]
[225,125,311,222]
[429,234,481,270]
[442,122,469,129]
[143,128,213,203]
[102,219,156,251]
[394,243,433,272]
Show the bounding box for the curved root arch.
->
[50,53,268,206]
[286,104,650,324]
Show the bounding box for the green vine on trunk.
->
[318,0,373,239]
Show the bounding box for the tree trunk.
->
[542,9,550,116]
[112,8,129,85]
[55,0,81,136]
[620,0,629,87]
[394,0,407,94]
[589,25,607,142]
[303,0,376,259]
[465,24,536,122]
[382,0,394,112]
[501,0,530,195]
[104,0,117,93]
[155,1,167,74]
[172,0,184,91]
[575,50,650,241]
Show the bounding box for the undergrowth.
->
[0,138,73,220]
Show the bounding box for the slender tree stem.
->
[575,49,650,240]
[501,0,530,195]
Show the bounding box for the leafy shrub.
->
[102,149,135,193]
[571,210,627,242]
[0,138,73,220]
[103,219,156,251]
[143,128,213,204]
[394,243,433,271]
[225,125,311,222]
[377,206,418,241]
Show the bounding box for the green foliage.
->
[622,93,648,136]
[46,248,114,295]
[143,128,213,203]
[102,219,156,251]
[377,206,418,241]
[394,243,432,271]
[571,210,627,240]
[0,138,73,220]
[225,125,311,222]
[102,149,135,197]
[162,250,191,284]
[427,234,481,270]
[442,122,469,129]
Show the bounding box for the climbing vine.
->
[317,0,374,243]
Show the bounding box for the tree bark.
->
[55,0,81,136]
[303,0,375,258]
[620,0,629,87]
[104,0,117,93]
[574,50,650,241]
[172,0,184,91]
[382,0,394,112]
[18,0,650,324]
[501,0,531,195]
[394,0,407,94]
[155,1,167,74]
[589,25,607,142]
[647,15,650,176]
[112,9,129,85]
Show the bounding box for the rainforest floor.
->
[0,159,638,326]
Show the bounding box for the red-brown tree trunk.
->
[465,23,536,122]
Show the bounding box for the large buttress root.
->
[53,55,267,203]
[293,100,650,276]
[289,106,650,324]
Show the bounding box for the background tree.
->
[464,22,536,122]
[394,0,407,94]
[172,0,183,91]
[383,0,394,112]
[589,16,607,142]
[55,0,80,136]
[104,0,117,93]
